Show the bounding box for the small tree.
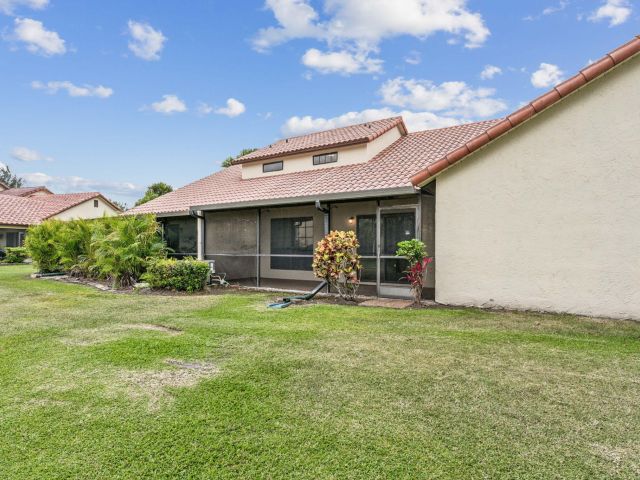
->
[312,230,361,301]
[0,164,25,188]
[396,239,433,306]
[25,220,64,273]
[221,148,257,168]
[135,182,173,206]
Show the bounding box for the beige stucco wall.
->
[434,54,640,319]
[241,126,402,179]
[52,197,119,221]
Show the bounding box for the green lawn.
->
[1,265,639,479]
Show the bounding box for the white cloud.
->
[127,20,166,61]
[148,94,187,114]
[480,64,502,80]
[530,63,564,88]
[301,48,382,74]
[404,50,421,65]
[524,1,569,20]
[0,0,48,15]
[11,146,53,162]
[197,102,214,115]
[379,77,507,118]
[214,98,246,117]
[12,17,65,56]
[588,0,632,26]
[254,0,490,75]
[282,108,461,136]
[20,172,143,196]
[31,80,113,98]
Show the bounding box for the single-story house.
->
[127,36,640,319]
[0,189,121,248]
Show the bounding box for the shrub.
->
[57,219,93,276]
[396,239,433,305]
[3,247,28,264]
[143,257,210,292]
[25,214,167,285]
[92,215,166,287]
[25,220,64,273]
[312,230,361,301]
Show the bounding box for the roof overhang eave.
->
[189,186,418,212]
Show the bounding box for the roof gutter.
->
[188,209,205,220]
[190,186,417,212]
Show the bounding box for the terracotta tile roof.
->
[0,192,106,226]
[127,119,499,215]
[411,35,640,186]
[233,117,407,164]
[0,186,53,197]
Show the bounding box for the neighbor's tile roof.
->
[127,119,500,215]
[0,192,105,226]
[0,186,53,197]
[233,117,407,164]
[411,35,640,186]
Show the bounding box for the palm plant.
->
[57,219,93,276]
[92,214,166,287]
[25,220,63,273]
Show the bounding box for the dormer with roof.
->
[233,117,407,179]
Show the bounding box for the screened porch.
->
[198,192,435,299]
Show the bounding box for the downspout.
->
[315,200,329,235]
[315,200,330,292]
[189,209,205,260]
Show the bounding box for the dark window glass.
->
[381,258,410,284]
[93,199,99,208]
[381,212,415,255]
[313,152,338,165]
[263,161,283,172]
[270,217,313,270]
[356,215,376,256]
[360,257,377,283]
[6,232,23,247]
[163,217,197,258]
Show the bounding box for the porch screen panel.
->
[356,215,376,283]
[162,216,197,258]
[270,217,313,271]
[380,211,415,284]
[204,210,257,285]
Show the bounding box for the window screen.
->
[163,217,197,257]
[356,215,376,256]
[313,152,338,165]
[270,217,313,270]
[263,161,283,172]
[381,212,415,255]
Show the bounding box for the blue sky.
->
[0,0,637,205]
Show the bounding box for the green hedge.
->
[3,247,28,264]
[143,258,210,292]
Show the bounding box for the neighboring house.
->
[0,190,121,248]
[0,186,54,197]
[127,36,640,319]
